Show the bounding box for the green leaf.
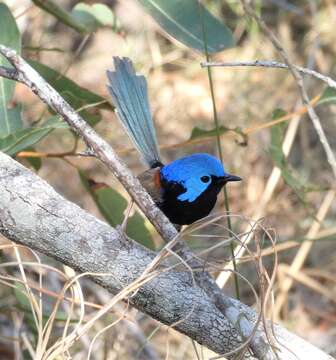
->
[14,282,34,313]
[32,0,121,34]
[28,60,109,109]
[0,116,68,156]
[269,109,287,167]
[139,0,234,53]
[189,125,248,145]
[0,105,23,138]
[24,46,65,53]
[28,60,112,125]
[79,172,155,249]
[32,0,88,33]
[189,125,230,140]
[25,151,42,171]
[126,212,153,248]
[72,3,119,32]
[94,187,128,226]
[0,3,21,137]
[269,109,309,199]
[318,87,336,105]
[61,92,102,126]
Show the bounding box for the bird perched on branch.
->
[107,57,241,226]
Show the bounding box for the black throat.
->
[159,175,224,225]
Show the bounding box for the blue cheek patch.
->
[177,178,209,202]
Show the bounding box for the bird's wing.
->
[137,167,163,204]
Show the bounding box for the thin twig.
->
[240,0,336,179]
[201,60,336,90]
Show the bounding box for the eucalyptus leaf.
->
[0,105,23,138]
[318,87,336,105]
[32,0,88,33]
[24,148,42,171]
[28,60,109,109]
[32,0,120,34]
[79,172,154,249]
[0,116,68,156]
[28,60,111,125]
[94,187,127,227]
[72,3,119,32]
[24,46,65,53]
[189,125,229,140]
[0,3,21,137]
[126,212,153,248]
[139,0,234,53]
[269,109,315,201]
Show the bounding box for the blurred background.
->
[0,0,335,358]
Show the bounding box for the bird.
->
[106,57,241,226]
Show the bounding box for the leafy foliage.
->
[189,125,230,140]
[72,3,120,32]
[269,109,322,203]
[318,87,336,105]
[32,0,120,34]
[189,125,247,146]
[0,4,69,157]
[29,60,112,126]
[139,0,234,53]
[0,117,68,156]
[0,3,21,138]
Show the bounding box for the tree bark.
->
[0,152,333,360]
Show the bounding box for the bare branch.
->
[201,60,336,90]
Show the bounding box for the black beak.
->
[218,174,242,185]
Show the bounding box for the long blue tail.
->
[107,57,161,168]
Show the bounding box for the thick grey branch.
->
[0,153,333,360]
[0,152,242,355]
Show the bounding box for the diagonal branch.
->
[0,152,333,360]
[0,45,177,242]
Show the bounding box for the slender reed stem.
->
[198,1,240,298]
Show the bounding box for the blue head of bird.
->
[159,153,241,225]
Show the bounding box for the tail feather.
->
[107,57,161,168]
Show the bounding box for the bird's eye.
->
[200,175,210,183]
